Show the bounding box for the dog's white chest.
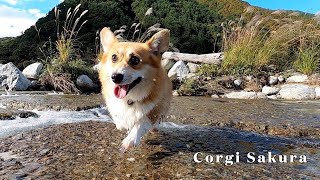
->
[106,98,155,130]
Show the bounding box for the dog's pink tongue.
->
[114,85,129,99]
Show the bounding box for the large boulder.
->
[76,75,97,92]
[262,86,280,95]
[286,74,308,83]
[279,84,316,100]
[22,62,43,79]
[0,62,31,91]
[168,60,189,80]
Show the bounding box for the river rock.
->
[168,60,189,79]
[93,63,101,72]
[267,95,278,100]
[224,91,258,99]
[315,87,320,99]
[22,62,43,79]
[211,94,219,99]
[262,86,280,95]
[268,76,278,85]
[187,63,200,73]
[278,75,285,83]
[172,90,179,96]
[279,84,316,100]
[0,62,31,91]
[233,79,242,87]
[76,75,97,92]
[161,58,175,71]
[286,74,308,83]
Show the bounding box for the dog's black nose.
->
[111,73,124,84]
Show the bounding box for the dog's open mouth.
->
[114,77,142,99]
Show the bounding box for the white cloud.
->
[28,8,45,19]
[0,0,18,5]
[0,5,45,37]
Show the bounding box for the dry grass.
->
[39,4,89,93]
[41,72,80,93]
[222,7,320,75]
[54,4,87,63]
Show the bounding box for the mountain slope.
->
[0,0,315,69]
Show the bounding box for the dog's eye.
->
[128,56,140,66]
[111,54,118,63]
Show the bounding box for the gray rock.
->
[161,58,175,71]
[315,87,320,99]
[224,91,258,99]
[279,84,316,100]
[76,75,97,91]
[286,74,308,83]
[187,63,200,73]
[93,63,101,72]
[278,75,285,83]
[233,79,242,87]
[211,94,219,99]
[262,86,280,95]
[168,60,189,79]
[268,76,278,85]
[172,90,179,96]
[0,62,31,91]
[22,62,43,79]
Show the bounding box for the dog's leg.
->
[112,117,127,131]
[150,121,161,133]
[120,119,152,152]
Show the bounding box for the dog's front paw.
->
[119,120,152,153]
[120,136,136,153]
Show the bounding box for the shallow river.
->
[0,92,319,179]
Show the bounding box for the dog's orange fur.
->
[99,27,172,151]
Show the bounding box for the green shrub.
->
[197,64,221,77]
[177,79,202,96]
[294,49,319,75]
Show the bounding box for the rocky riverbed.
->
[0,92,319,179]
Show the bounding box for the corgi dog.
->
[99,27,172,152]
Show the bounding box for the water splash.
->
[0,107,111,138]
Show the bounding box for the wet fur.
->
[99,28,172,151]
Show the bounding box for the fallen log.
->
[162,52,223,64]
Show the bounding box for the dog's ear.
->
[146,29,170,55]
[100,27,118,53]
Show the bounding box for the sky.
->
[244,0,320,14]
[0,0,320,38]
[0,0,62,38]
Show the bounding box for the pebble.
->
[127,157,135,162]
